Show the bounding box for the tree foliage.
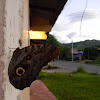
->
[59,46,71,60]
[45,34,61,50]
[45,34,71,60]
[83,46,97,60]
[65,39,100,50]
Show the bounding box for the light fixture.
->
[29,30,47,40]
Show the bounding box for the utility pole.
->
[69,38,74,62]
[72,39,74,62]
[66,32,76,62]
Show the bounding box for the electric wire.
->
[80,0,88,36]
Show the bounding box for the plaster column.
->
[0,0,30,100]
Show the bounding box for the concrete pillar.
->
[0,1,6,100]
[0,0,30,100]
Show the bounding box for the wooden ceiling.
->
[30,0,67,31]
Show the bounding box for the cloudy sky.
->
[50,0,100,43]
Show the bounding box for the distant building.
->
[73,49,83,61]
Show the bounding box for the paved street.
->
[42,60,100,75]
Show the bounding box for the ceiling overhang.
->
[30,0,67,31]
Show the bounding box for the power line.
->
[80,0,88,36]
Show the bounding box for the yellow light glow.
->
[29,30,47,40]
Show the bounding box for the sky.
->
[50,0,100,43]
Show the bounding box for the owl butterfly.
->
[8,44,60,90]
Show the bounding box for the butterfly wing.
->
[8,44,59,90]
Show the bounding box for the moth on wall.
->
[8,44,59,90]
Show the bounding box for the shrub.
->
[73,65,86,74]
[85,60,95,64]
[77,65,86,73]
[44,65,58,69]
[96,57,100,62]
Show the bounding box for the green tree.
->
[45,34,62,50]
[59,46,71,60]
[83,46,97,60]
[45,34,71,60]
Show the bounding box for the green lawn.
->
[38,72,100,100]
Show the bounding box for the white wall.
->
[4,0,30,100]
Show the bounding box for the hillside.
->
[62,40,100,50]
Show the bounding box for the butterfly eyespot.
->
[16,67,25,76]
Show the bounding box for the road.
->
[42,60,100,75]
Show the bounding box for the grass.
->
[85,60,100,66]
[38,72,100,100]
